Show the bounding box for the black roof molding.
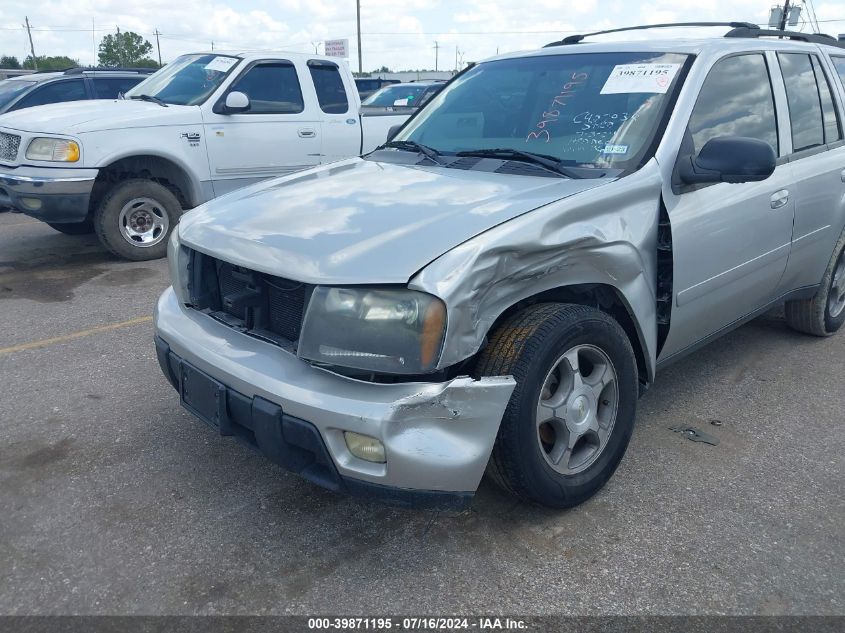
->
[545,22,759,47]
[725,26,845,49]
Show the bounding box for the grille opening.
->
[188,249,312,349]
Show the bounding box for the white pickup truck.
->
[0,51,410,259]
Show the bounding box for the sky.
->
[2,0,845,72]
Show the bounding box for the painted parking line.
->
[0,315,153,356]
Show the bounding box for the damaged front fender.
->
[411,160,665,380]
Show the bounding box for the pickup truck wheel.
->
[785,229,845,336]
[47,220,94,235]
[474,303,638,508]
[94,179,181,261]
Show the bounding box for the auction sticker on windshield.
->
[600,63,681,94]
[205,56,238,73]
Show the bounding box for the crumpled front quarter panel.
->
[411,160,665,378]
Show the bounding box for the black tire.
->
[94,179,182,261]
[474,303,638,508]
[784,228,845,336]
[47,220,94,235]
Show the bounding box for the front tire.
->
[474,303,638,508]
[94,179,182,261]
[785,228,845,336]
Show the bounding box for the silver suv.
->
[154,24,845,510]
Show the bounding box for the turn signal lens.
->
[344,431,386,463]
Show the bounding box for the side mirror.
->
[223,91,250,113]
[679,136,775,185]
[386,124,402,141]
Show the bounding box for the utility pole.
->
[24,16,37,69]
[211,40,215,51]
[455,45,458,72]
[356,0,363,74]
[779,0,791,31]
[154,29,162,66]
[434,41,439,71]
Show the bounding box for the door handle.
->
[298,129,316,138]
[841,169,845,183]
[770,189,789,209]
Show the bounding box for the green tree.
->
[23,55,79,70]
[0,55,21,69]
[98,30,154,67]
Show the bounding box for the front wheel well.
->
[89,155,196,217]
[473,284,651,390]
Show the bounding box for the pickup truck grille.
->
[0,132,21,162]
[187,249,311,347]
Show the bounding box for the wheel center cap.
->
[569,394,591,425]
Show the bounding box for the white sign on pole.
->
[324,39,349,58]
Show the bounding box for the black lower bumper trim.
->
[154,335,473,511]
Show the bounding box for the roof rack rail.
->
[725,26,845,49]
[545,22,759,47]
[62,67,157,75]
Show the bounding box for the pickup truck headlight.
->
[298,287,446,374]
[25,137,80,162]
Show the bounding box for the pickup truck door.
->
[202,59,321,196]
[306,59,362,162]
[659,52,795,360]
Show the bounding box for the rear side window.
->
[14,79,87,109]
[831,56,845,88]
[687,54,778,155]
[308,62,349,114]
[811,56,842,144]
[228,63,304,114]
[778,53,825,152]
[92,76,145,99]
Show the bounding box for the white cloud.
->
[0,0,832,72]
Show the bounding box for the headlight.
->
[298,287,446,374]
[25,137,80,162]
[167,229,190,303]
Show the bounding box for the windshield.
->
[363,84,429,107]
[124,54,240,105]
[0,79,37,110]
[396,52,689,168]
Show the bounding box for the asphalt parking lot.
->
[0,211,843,616]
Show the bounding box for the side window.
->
[811,56,842,144]
[227,63,304,114]
[92,77,145,99]
[687,54,778,156]
[308,62,349,114]
[14,79,87,109]
[778,53,825,152]
[832,56,845,87]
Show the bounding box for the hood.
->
[179,158,611,284]
[0,100,198,134]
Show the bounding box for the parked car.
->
[0,52,411,260]
[354,77,399,100]
[154,24,845,510]
[0,67,153,114]
[361,80,445,110]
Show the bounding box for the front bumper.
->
[0,165,98,223]
[153,287,516,509]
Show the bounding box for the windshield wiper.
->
[455,148,595,179]
[129,94,168,107]
[378,140,442,164]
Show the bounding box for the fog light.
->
[20,197,42,211]
[344,431,386,463]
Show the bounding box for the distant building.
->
[0,69,36,80]
[372,71,455,82]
